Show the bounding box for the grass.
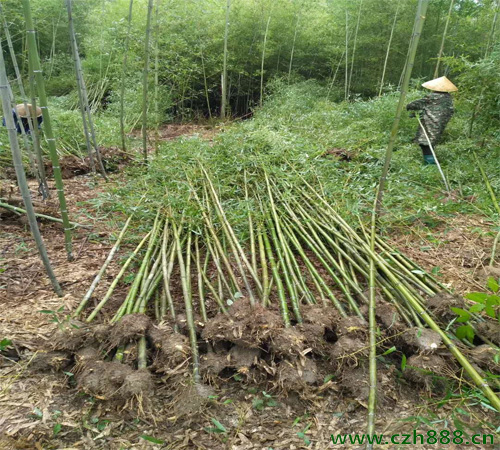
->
[99,79,499,241]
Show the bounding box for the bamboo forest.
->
[1,0,499,448]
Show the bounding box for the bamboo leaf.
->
[464,292,488,303]
[487,277,499,293]
[455,325,475,343]
[140,435,165,444]
[210,418,227,433]
[450,307,471,322]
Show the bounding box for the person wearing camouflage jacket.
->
[406,76,457,164]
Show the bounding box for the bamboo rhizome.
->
[434,0,455,78]
[221,0,231,119]
[142,0,155,164]
[379,0,400,97]
[22,0,74,261]
[120,0,134,152]
[376,0,430,213]
[0,37,62,297]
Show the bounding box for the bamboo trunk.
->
[259,15,271,108]
[288,12,300,83]
[379,1,400,97]
[347,0,363,100]
[221,0,231,119]
[120,0,134,152]
[22,0,74,261]
[433,0,454,78]
[376,0,429,213]
[344,9,349,101]
[0,38,62,296]
[142,0,154,164]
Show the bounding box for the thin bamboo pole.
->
[344,9,349,102]
[376,0,430,213]
[259,14,271,107]
[366,192,378,448]
[153,0,160,154]
[485,0,500,57]
[288,12,300,83]
[65,0,95,173]
[22,0,74,261]
[379,1,400,97]
[120,0,134,152]
[0,3,47,198]
[221,0,231,119]
[434,0,454,78]
[417,116,450,193]
[347,0,363,100]
[0,38,62,297]
[142,0,154,164]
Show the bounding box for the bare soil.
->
[1,130,499,449]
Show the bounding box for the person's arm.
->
[406,96,429,111]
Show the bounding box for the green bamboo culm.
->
[366,191,378,449]
[221,0,230,119]
[0,3,48,198]
[142,0,154,164]
[120,0,134,152]
[0,38,63,297]
[376,0,429,213]
[22,0,74,261]
[65,0,107,179]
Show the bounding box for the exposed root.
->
[109,313,151,348]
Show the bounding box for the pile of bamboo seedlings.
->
[75,167,500,411]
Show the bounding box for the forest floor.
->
[0,125,499,450]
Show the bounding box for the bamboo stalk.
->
[76,215,133,316]
[259,14,271,107]
[142,0,154,164]
[86,231,151,322]
[417,116,450,193]
[0,38,62,297]
[120,0,134,152]
[433,0,455,78]
[22,0,74,260]
[376,0,430,213]
[288,11,300,83]
[221,0,230,119]
[347,0,363,100]
[366,193,378,448]
[173,222,200,383]
[379,1,400,97]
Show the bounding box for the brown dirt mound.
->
[467,345,499,375]
[148,323,190,372]
[277,358,321,390]
[336,316,368,340]
[172,382,216,418]
[475,321,500,346]
[427,292,466,323]
[28,350,72,372]
[269,327,307,357]
[400,327,442,353]
[120,368,155,398]
[109,313,151,348]
[51,322,96,352]
[404,354,456,389]
[330,336,368,366]
[202,301,282,348]
[339,365,399,406]
[77,360,134,400]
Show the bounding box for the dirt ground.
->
[1,130,499,449]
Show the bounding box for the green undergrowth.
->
[101,79,499,241]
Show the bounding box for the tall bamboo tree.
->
[153,0,161,153]
[0,3,48,198]
[221,0,231,119]
[288,11,300,83]
[434,0,455,78]
[0,38,62,296]
[259,14,272,107]
[344,9,349,101]
[376,0,430,212]
[485,0,500,57]
[379,1,400,96]
[142,0,154,164]
[22,0,73,260]
[347,0,363,100]
[120,0,134,152]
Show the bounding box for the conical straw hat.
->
[422,76,458,93]
[15,103,43,118]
